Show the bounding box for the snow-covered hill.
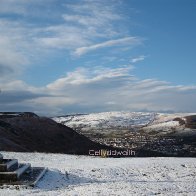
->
[53,112,156,130]
[1,152,196,195]
[52,112,193,134]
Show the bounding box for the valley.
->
[53,112,196,157]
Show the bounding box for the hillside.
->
[53,112,155,130]
[0,112,116,155]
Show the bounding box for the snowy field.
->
[0,152,196,196]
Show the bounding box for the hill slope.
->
[0,112,114,155]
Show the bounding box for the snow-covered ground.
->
[1,152,196,196]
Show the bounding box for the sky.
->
[0,0,196,115]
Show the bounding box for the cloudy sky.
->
[0,0,196,115]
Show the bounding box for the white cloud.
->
[62,2,121,28]
[0,34,29,79]
[62,14,115,27]
[37,26,91,49]
[74,37,142,56]
[131,55,146,63]
[32,97,75,107]
[47,65,134,89]
[1,66,196,115]
[0,0,130,74]
[36,0,127,51]
[44,66,196,114]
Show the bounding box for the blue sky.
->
[0,0,196,115]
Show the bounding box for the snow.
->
[145,121,180,129]
[53,112,156,130]
[1,152,196,195]
[154,113,186,124]
[142,113,191,133]
[52,112,195,135]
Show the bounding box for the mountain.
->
[0,112,117,155]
